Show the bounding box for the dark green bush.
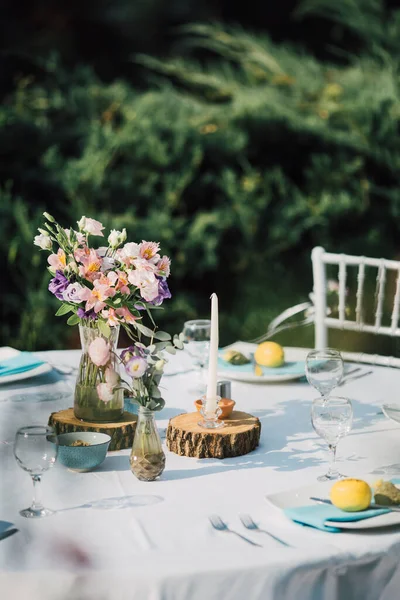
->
[2,1,400,351]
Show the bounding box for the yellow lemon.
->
[254,342,284,368]
[330,479,372,512]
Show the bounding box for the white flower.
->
[128,268,159,302]
[63,282,85,303]
[34,233,52,250]
[77,216,104,237]
[108,228,127,248]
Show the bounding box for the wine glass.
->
[14,425,58,518]
[311,396,353,481]
[306,349,344,403]
[182,319,211,393]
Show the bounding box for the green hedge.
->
[2,3,400,350]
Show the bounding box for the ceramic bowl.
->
[57,432,111,472]
[194,398,236,419]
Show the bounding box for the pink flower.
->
[79,280,116,313]
[139,241,160,264]
[48,249,67,272]
[115,271,130,294]
[128,268,159,302]
[116,306,138,324]
[88,337,110,366]
[77,216,104,237]
[78,249,103,282]
[125,356,147,378]
[101,307,120,327]
[97,382,114,403]
[156,255,171,277]
[105,367,119,386]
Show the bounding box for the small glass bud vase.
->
[130,406,165,481]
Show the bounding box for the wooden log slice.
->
[48,408,137,451]
[166,411,261,459]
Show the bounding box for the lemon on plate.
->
[330,479,372,512]
[254,342,284,368]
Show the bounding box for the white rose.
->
[108,230,121,248]
[34,233,52,250]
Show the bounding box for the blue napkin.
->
[284,504,390,533]
[218,355,305,376]
[0,352,45,377]
[0,521,18,541]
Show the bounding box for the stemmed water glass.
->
[311,396,353,481]
[182,319,211,393]
[306,349,344,403]
[14,425,58,518]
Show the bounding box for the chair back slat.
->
[391,267,400,333]
[338,256,347,325]
[374,261,386,332]
[355,260,365,326]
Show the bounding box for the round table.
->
[1,348,400,600]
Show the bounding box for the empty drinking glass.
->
[311,396,353,481]
[182,319,211,393]
[306,349,344,402]
[14,425,58,518]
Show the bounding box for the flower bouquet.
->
[34,212,179,422]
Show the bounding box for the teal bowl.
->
[57,432,111,472]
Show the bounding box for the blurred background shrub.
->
[2,0,400,351]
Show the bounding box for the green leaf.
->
[135,322,156,338]
[153,330,171,341]
[98,320,111,338]
[165,345,176,354]
[55,304,74,317]
[67,314,80,326]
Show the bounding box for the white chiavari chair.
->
[253,246,400,367]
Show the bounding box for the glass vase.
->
[74,323,124,423]
[130,407,165,481]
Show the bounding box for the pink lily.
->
[116,306,138,324]
[79,280,116,313]
[48,249,67,272]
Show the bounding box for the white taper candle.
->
[205,293,218,412]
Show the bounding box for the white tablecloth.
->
[1,349,400,600]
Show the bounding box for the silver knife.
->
[310,496,400,512]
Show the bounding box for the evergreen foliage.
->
[2,0,400,350]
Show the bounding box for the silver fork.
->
[240,514,291,547]
[339,370,373,387]
[209,515,262,547]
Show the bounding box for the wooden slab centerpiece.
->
[166,410,261,459]
[48,408,137,451]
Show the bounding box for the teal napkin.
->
[0,353,45,377]
[284,504,390,533]
[218,355,305,376]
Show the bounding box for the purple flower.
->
[121,345,145,363]
[77,307,97,321]
[150,278,171,306]
[48,271,69,300]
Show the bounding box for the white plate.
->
[266,477,400,530]
[382,404,400,424]
[0,347,52,385]
[217,342,309,383]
